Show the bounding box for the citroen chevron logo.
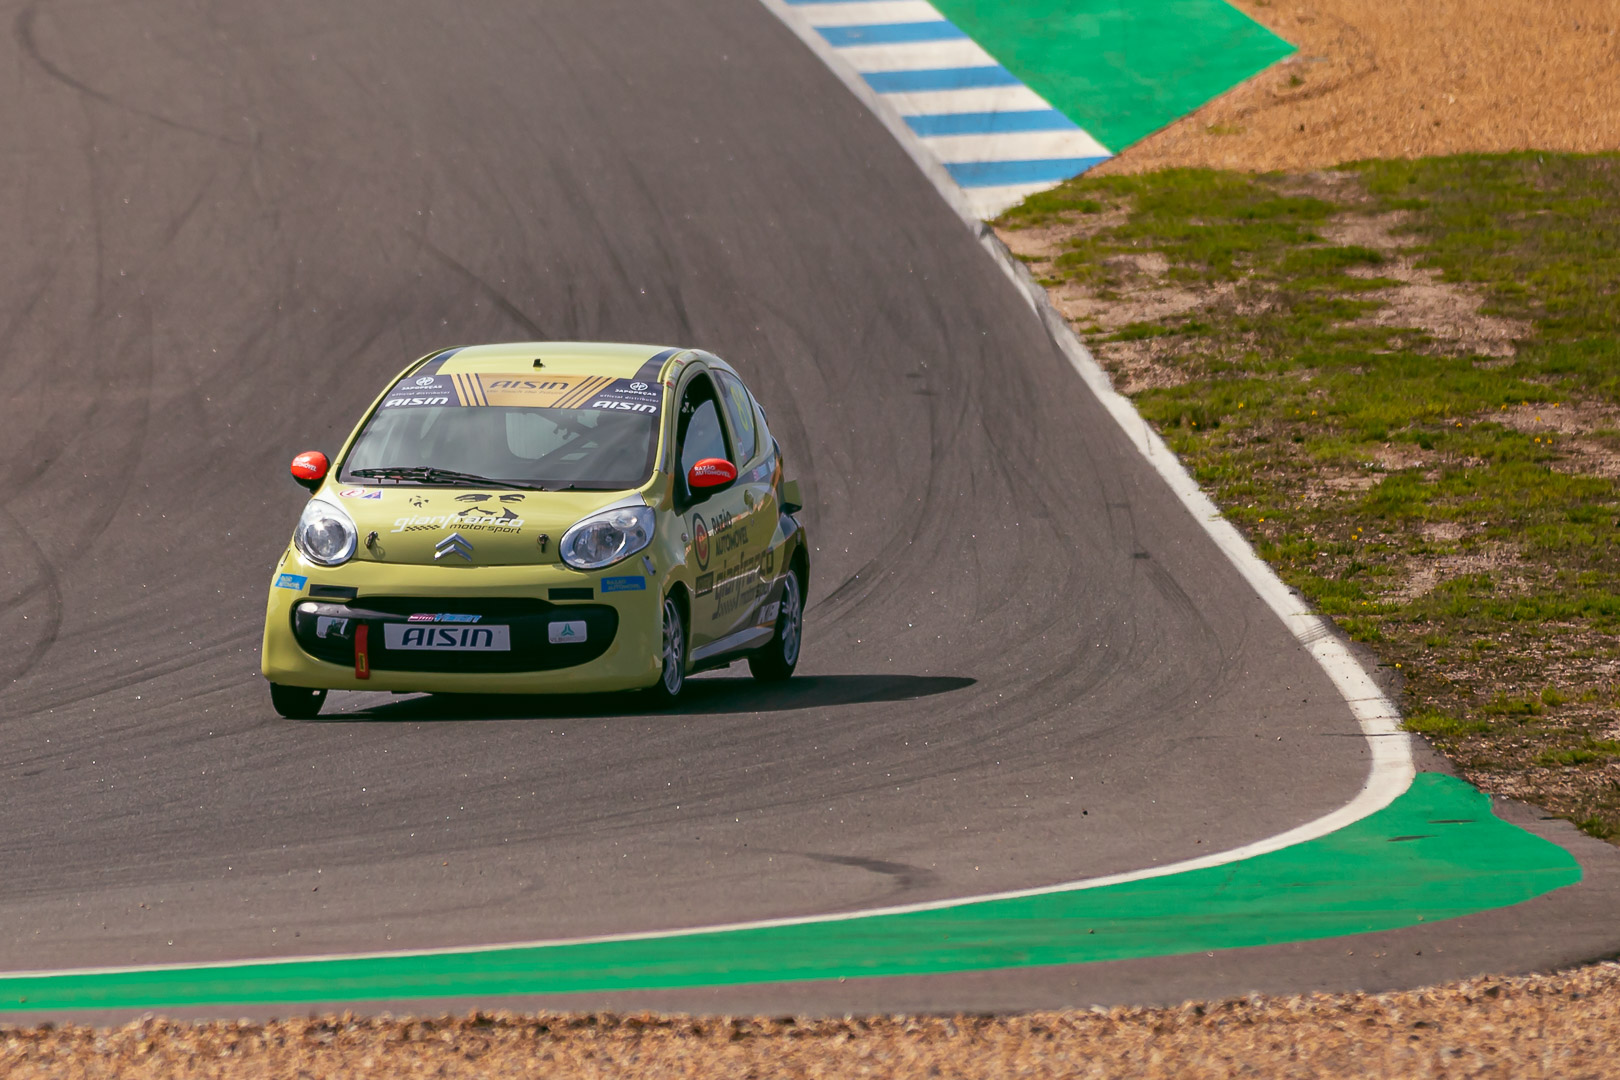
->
[434,532,473,562]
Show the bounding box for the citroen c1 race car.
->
[260,342,809,718]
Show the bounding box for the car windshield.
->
[340,404,658,491]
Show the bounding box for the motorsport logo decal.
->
[691,513,710,569]
[601,575,646,593]
[393,495,525,534]
[337,488,384,500]
[406,613,482,624]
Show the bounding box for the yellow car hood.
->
[321,485,650,567]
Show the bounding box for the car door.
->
[713,369,778,632]
[673,370,752,653]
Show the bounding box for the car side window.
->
[677,374,732,484]
[715,372,758,464]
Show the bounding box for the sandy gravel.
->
[1097,0,1620,173]
[6,962,1620,1078]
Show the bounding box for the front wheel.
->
[749,566,803,682]
[646,594,687,705]
[270,682,327,719]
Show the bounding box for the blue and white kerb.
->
[771,0,1112,218]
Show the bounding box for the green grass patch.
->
[1000,152,1620,843]
[1535,741,1620,768]
[1404,710,1492,738]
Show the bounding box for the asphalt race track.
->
[2,0,1617,1014]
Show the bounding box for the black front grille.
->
[292,596,618,673]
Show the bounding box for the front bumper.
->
[260,552,662,694]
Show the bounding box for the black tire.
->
[645,593,687,705]
[749,565,803,682]
[270,682,327,719]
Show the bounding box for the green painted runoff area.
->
[0,775,1578,1011]
[928,0,1295,152]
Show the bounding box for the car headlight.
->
[560,505,655,570]
[294,498,358,567]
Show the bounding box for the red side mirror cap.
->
[291,451,330,491]
[688,457,736,491]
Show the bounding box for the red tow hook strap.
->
[355,623,371,680]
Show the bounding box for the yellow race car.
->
[261,342,808,718]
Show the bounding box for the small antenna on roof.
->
[533,358,546,368]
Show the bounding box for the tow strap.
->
[354,623,370,680]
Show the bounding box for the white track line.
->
[922,129,1109,164]
[883,85,1053,116]
[835,38,998,72]
[789,1,943,26]
[0,0,1414,987]
[959,182,1054,219]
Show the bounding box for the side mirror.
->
[290,451,330,492]
[687,457,737,494]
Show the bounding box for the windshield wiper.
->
[349,467,543,490]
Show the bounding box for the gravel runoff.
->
[4,962,1618,1078]
[1096,0,1620,174]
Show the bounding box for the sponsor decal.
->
[601,575,646,593]
[409,495,430,507]
[758,601,781,626]
[587,376,663,415]
[384,624,511,651]
[383,373,458,409]
[691,513,710,569]
[338,488,383,500]
[548,620,588,644]
[708,509,750,561]
[712,570,771,620]
[694,572,714,597]
[590,399,658,414]
[406,613,482,624]
[479,376,600,408]
[690,460,733,483]
[274,573,308,591]
[315,616,350,639]
[382,394,452,408]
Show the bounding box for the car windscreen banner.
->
[381,373,662,415]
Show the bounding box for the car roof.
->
[418,342,689,380]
